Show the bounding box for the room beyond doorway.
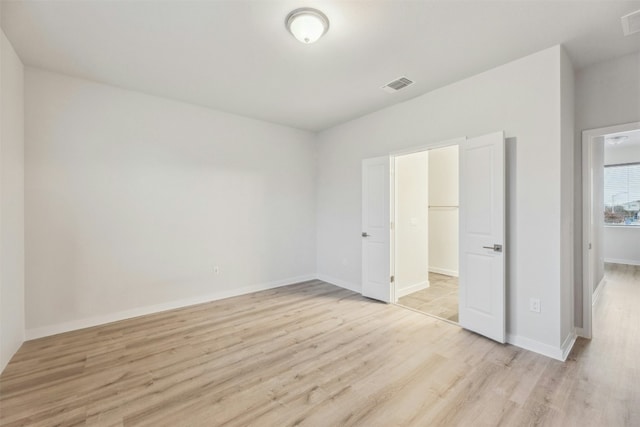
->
[393,144,459,323]
[581,121,640,339]
[397,272,459,322]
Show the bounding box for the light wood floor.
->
[397,272,458,322]
[1,264,639,426]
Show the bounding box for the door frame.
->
[389,137,465,303]
[581,121,640,339]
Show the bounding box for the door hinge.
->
[390,275,395,283]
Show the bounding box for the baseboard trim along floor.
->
[25,274,316,340]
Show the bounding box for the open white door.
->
[361,156,392,303]
[459,131,506,343]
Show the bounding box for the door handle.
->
[362,232,370,237]
[482,244,503,252]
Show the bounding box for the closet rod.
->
[428,205,459,208]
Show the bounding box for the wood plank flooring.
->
[1,264,639,426]
[397,273,459,322]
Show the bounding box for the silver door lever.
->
[483,244,503,252]
[362,232,370,237]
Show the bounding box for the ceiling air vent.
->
[382,76,414,93]
[621,9,640,36]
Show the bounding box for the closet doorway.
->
[394,145,459,323]
[362,131,505,341]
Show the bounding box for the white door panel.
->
[362,157,392,303]
[459,132,505,343]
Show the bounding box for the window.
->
[604,163,640,226]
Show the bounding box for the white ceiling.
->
[2,1,640,131]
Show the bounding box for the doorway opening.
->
[393,145,460,323]
[361,131,506,342]
[581,121,640,339]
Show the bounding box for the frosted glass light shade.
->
[286,8,329,44]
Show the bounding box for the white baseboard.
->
[506,332,574,361]
[575,327,589,339]
[561,330,578,361]
[592,276,606,305]
[604,258,640,266]
[428,267,458,277]
[316,274,361,293]
[0,335,25,375]
[395,280,430,298]
[25,274,316,340]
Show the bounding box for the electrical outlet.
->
[213,266,220,274]
[529,298,541,313]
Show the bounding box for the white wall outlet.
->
[529,298,541,313]
[213,266,220,274]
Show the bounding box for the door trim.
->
[389,137,465,157]
[581,121,640,339]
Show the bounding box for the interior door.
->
[459,131,506,343]
[361,156,392,303]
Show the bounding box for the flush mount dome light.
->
[605,135,629,145]
[285,7,329,44]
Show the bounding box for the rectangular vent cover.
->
[622,9,640,36]
[382,76,414,93]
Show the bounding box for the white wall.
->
[604,140,640,165]
[575,52,640,132]
[428,145,458,277]
[574,52,640,326]
[395,151,429,296]
[0,28,25,372]
[604,227,640,266]
[316,45,573,358]
[560,49,575,347]
[25,68,317,337]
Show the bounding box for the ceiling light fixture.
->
[285,8,329,44]
[605,135,629,145]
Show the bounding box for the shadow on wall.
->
[505,137,517,336]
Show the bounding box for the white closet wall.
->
[428,145,459,277]
[395,152,429,296]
